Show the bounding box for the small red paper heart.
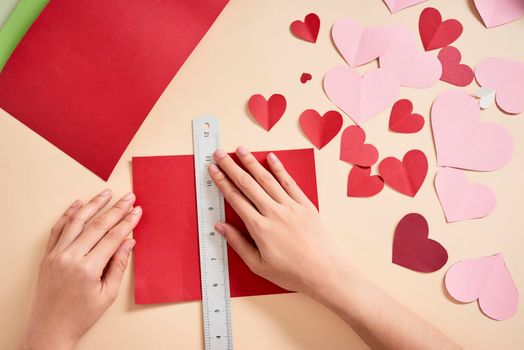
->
[379,149,428,197]
[389,99,425,133]
[419,7,463,51]
[300,73,312,84]
[290,13,320,43]
[299,109,343,150]
[340,125,379,167]
[248,94,287,131]
[392,213,448,272]
[437,46,474,87]
[347,166,384,198]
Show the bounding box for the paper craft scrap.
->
[379,26,441,89]
[340,125,379,167]
[435,167,496,222]
[476,87,496,110]
[300,72,312,84]
[383,0,428,13]
[132,148,318,304]
[392,213,448,273]
[290,13,320,43]
[445,254,519,320]
[324,66,399,125]
[299,109,343,150]
[379,149,428,197]
[431,90,514,171]
[0,0,229,180]
[248,94,287,131]
[0,0,20,29]
[347,166,384,198]
[332,18,390,67]
[437,46,473,87]
[419,7,463,51]
[389,99,425,133]
[474,0,524,28]
[475,57,524,114]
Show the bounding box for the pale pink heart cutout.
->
[475,57,524,114]
[431,90,513,171]
[383,0,428,13]
[474,0,524,28]
[445,254,519,320]
[324,66,400,125]
[380,26,442,88]
[332,18,391,67]
[435,167,496,222]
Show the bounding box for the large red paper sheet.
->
[0,0,229,180]
[132,149,318,304]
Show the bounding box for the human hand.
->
[208,147,342,296]
[20,190,142,350]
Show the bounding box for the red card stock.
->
[132,149,318,304]
[419,7,462,51]
[0,0,228,180]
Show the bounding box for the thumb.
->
[215,222,259,269]
[103,238,135,299]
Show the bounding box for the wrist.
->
[19,328,76,350]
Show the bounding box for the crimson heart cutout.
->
[392,213,448,272]
[300,73,312,84]
[299,109,343,150]
[290,13,320,43]
[437,46,474,87]
[340,125,379,167]
[389,99,425,133]
[347,166,384,198]
[248,94,286,131]
[379,149,428,197]
[419,7,463,51]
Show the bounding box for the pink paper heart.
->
[475,57,524,114]
[324,66,399,125]
[380,27,442,88]
[383,0,428,13]
[435,167,496,222]
[474,0,524,28]
[445,254,519,320]
[332,18,391,67]
[431,90,513,171]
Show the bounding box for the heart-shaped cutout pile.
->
[389,99,425,133]
[419,7,463,51]
[299,109,343,150]
[340,125,379,167]
[438,46,474,87]
[248,94,287,131]
[379,149,428,197]
[347,166,384,198]
[290,13,320,43]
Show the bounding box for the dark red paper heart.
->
[347,166,384,198]
[437,46,474,87]
[340,125,379,167]
[379,149,428,197]
[389,99,425,133]
[248,94,286,131]
[300,73,312,84]
[392,213,448,273]
[299,109,343,150]
[419,7,463,51]
[290,13,320,43]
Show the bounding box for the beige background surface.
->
[1,0,523,349]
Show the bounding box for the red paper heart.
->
[300,73,312,84]
[299,109,343,149]
[290,13,320,43]
[392,213,448,272]
[389,99,425,133]
[379,149,428,197]
[419,7,463,51]
[347,166,384,197]
[438,46,474,87]
[248,94,287,131]
[340,125,379,167]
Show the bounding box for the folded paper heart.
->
[300,73,312,84]
[435,167,496,222]
[324,66,399,125]
[290,13,320,43]
[340,125,379,167]
[299,109,343,150]
[389,99,425,133]
[379,149,428,197]
[476,87,496,110]
[438,46,473,87]
[431,90,513,171]
[475,57,524,114]
[248,93,287,131]
[383,0,428,13]
[445,254,519,320]
[347,166,384,198]
[419,7,463,51]
[332,18,390,67]
[474,0,524,28]
[392,213,448,273]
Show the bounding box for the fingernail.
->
[236,146,249,156]
[122,192,134,201]
[124,239,136,252]
[208,163,219,173]
[215,223,226,234]
[267,153,278,163]
[131,206,142,215]
[70,199,81,208]
[99,189,111,197]
[214,148,227,160]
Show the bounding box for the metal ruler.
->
[192,116,233,350]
